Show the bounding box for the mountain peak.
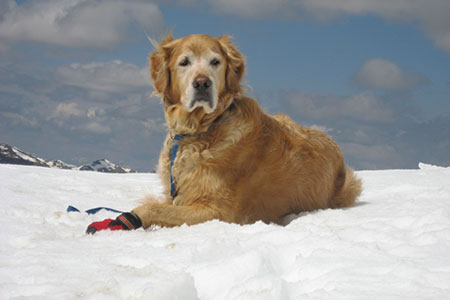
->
[0,143,49,167]
[0,143,137,173]
[79,158,136,173]
[48,160,77,170]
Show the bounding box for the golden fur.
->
[132,34,362,228]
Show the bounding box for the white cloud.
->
[83,122,111,134]
[353,58,429,90]
[284,91,394,123]
[51,103,84,119]
[310,124,334,133]
[187,0,450,54]
[87,107,105,119]
[0,0,163,49]
[56,60,150,93]
[143,118,165,131]
[2,112,38,128]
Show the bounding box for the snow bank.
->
[1,163,450,299]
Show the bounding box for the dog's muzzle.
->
[189,75,214,110]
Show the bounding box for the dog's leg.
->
[132,202,221,228]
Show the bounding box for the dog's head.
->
[150,34,245,133]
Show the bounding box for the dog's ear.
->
[149,34,178,96]
[219,36,245,94]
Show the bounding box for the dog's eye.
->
[179,58,190,67]
[210,58,220,66]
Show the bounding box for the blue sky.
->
[1,0,449,171]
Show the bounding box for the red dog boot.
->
[86,212,142,234]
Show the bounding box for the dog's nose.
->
[192,75,212,91]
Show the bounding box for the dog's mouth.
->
[186,86,217,114]
[190,91,212,107]
[187,98,215,114]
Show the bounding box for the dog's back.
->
[201,96,362,225]
[273,111,362,210]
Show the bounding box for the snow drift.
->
[1,163,449,299]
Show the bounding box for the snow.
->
[1,163,450,299]
[48,160,77,170]
[11,147,46,165]
[91,159,116,170]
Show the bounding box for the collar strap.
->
[170,134,183,200]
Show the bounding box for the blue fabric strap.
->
[66,205,123,215]
[170,134,182,199]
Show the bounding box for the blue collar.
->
[170,134,183,199]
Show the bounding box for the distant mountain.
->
[47,160,77,170]
[0,143,137,173]
[0,143,49,167]
[79,159,136,174]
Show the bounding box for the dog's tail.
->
[330,167,362,208]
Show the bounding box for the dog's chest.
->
[168,138,214,197]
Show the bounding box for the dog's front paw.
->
[86,212,142,234]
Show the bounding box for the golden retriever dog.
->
[130,33,362,228]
